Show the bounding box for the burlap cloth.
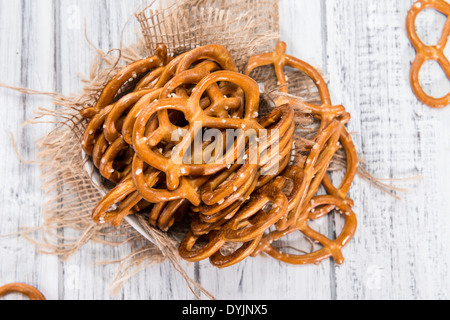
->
[6,0,401,300]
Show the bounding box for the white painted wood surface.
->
[1,0,449,300]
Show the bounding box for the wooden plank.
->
[325,0,450,299]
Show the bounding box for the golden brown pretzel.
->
[406,0,450,108]
[80,44,169,118]
[176,44,239,74]
[135,66,165,91]
[132,71,263,191]
[82,104,115,156]
[92,172,159,226]
[99,137,133,184]
[275,118,343,231]
[199,104,294,207]
[247,42,358,204]
[253,195,357,265]
[179,181,288,268]
[0,283,46,300]
[103,89,155,143]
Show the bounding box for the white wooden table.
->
[1,0,449,300]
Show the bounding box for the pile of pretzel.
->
[80,42,358,268]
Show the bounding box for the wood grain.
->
[0,0,449,300]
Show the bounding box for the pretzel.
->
[253,195,357,265]
[406,0,450,108]
[149,198,191,231]
[132,71,263,191]
[82,103,115,156]
[83,43,359,269]
[199,104,294,205]
[92,172,160,226]
[99,137,133,184]
[247,41,358,204]
[179,179,288,267]
[0,283,46,300]
[103,89,156,143]
[275,119,343,231]
[80,44,169,118]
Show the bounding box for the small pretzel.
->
[0,283,46,300]
[193,173,260,233]
[92,172,159,226]
[275,118,343,231]
[253,195,357,265]
[247,42,358,204]
[99,137,133,184]
[406,0,450,108]
[132,71,263,191]
[83,43,359,269]
[80,44,169,118]
[149,198,191,231]
[82,103,115,156]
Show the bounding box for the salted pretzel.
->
[132,71,263,192]
[80,44,169,119]
[84,43,359,269]
[0,283,46,300]
[247,41,358,204]
[103,89,156,143]
[192,174,260,234]
[406,0,450,108]
[149,198,191,231]
[82,103,116,156]
[253,195,357,265]
[92,174,156,226]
